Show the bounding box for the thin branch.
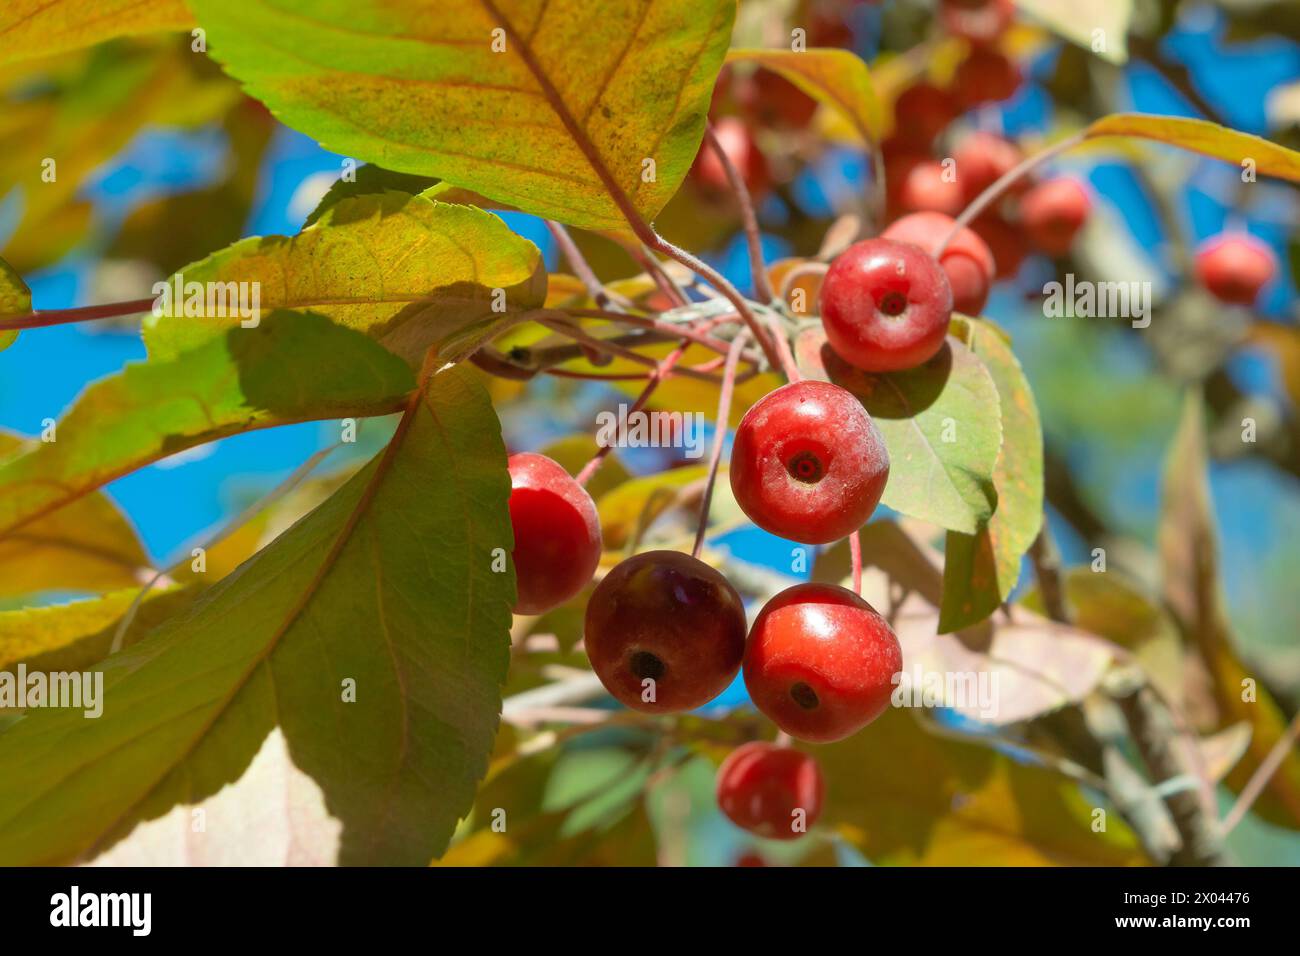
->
[704,123,775,304]
[692,330,751,558]
[1221,709,1300,835]
[0,297,156,332]
[1028,522,1072,625]
[849,529,862,596]
[546,220,630,313]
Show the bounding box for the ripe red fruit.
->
[940,0,1015,44]
[744,583,902,743]
[691,117,770,198]
[953,131,1026,202]
[745,70,817,129]
[1194,233,1278,306]
[584,550,747,713]
[953,48,1022,108]
[970,212,1028,279]
[730,380,890,545]
[507,453,601,615]
[891,82,956,148]
[891,156,965,217]
[716,742,825,840]
[819,237,955,372]
[1021,178,1092,256]
[882,211,997,315]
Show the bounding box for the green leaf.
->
[940,318,1043,631]
[727,48,883,142]
[0,256,30,353]
[0,436,151,600]
[189,0,735,231]
[1015,0,1131,65]
[1089,114,1300,183]
[0,1,192,67]
[304,164,441,228]
[0,312,414,552]
[1159,392,1300,829]
[812,709,1147,865]
[144,194,547,364]
[0,365,515,865]
[805,332,1002,535]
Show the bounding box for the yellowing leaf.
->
[727,48,883,142]
[1088,114,1300,183]
[0,313,415,556]
[598,465,709,550]
[190,0,736,231]
[0,1,192,67]
[0,256,29,353]
[0,366,515,866]
[144,195,547,363]
[1015,0,1131,65]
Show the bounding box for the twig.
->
[0,297,156,331]
[704,123,775,304]
[692,330,751,558]
[849,530,862,596]
[1028,522,1072,625]
[1221,709,1300,835]
[546,220,631,313]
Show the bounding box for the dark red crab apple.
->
[584,550,747,713]
[882,211,997,315]
[507,452,601,615]
[730,380,890,545]
[744,583,903,743]
[1021,177,1092,256]
[819,237,955,372]
[716,742,825,840]
[1194,233,1277,306]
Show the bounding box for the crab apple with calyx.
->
[1021,178,1092,256]
[953,48,1022,109]
[882,211,996,315]
[940,0,1015,44]
[744,583,902,743]
[716,742,825,840]
[1194,233,1278,306]
[691,117,770,199]
[507,453,601,615]
[819,237,955,372]
[584,550,746,713]
[730,380,890,545]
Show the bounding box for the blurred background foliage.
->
[0,0,1297,865]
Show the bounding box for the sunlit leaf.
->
[941,318,1043,631]
[0,1,192,67]
[1088,114,1300,183]
[304,163,440,228]
[597,464,708,550]
[190,0,735,231]
[0,256,29,353]
[1015,0,1131,65]
[0,366,514,866]
[727,48,883,141]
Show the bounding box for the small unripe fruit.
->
[716,742,825,840]
[584,550,747,713]
[1021,178,1092,256]
[819,237,955,372]
[1194,233,1278,306]
[730,380,890,545]
[882,211,997,315]
[692,117,770,198]
[953,49,1022,108]
[507,453,601,615]
[744,583,902,743]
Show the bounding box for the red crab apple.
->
[953,131,1027,203]
[730,380,890,544]
[716,742,825,840]
[970,212,1028,279]
[691,117,770,198]
[891,82,956,148]
[891,156,965,217]
[940,0,1015,44]
[745,69,817,129]
[953,49,1022,108]
[507,453,601,615]
[744,583,902,743]
[1021,177,1092,256]
[584,550,746,713]
[1194,233,1277,306]
[882,211,997,315]
[819,237,955,371]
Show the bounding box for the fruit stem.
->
[761,307,801,382]
[938,130,1087,257]
[0,297,157,331]
[537,315,721,383]
[703,122,776,305]
[546,220,633,314]
[691,329,752,559]
[849,529,863,596]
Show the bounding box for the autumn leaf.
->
[1015,0,1132,65]
[0,0,192,67]
[726,48,883,142]
[0,255,29,353]
[1088,114,1300,183]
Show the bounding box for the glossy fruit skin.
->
[1021,178,1092,256]
[940,0,1014,44]
[716,742,825,840]
[953,49,1022,108]
[730,381,890,545]
[744,583,902,743]
[882,211,997,315]
[584,550,747,713]
[691,117,770,198]
[953,131,1026,202]
[819,238,955,372]
[1195,233,1277,306]
[508,453,601,615]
